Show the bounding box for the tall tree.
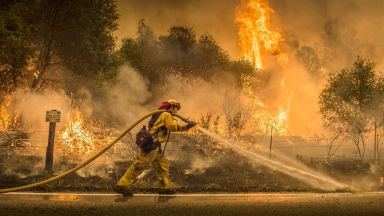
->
[0,0,33,95]
[194,34,230,78]
[0,0,119,92]
[319,57,380,160]
[31,0,119,90]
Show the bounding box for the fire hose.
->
[0,111,192,194]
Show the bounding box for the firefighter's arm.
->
[163,113,196,131]
[163,113,183,131]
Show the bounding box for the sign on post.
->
[46,110,61,123]
[45,110,61,172]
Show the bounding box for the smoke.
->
[183,155,215,175]
[0,89,72,177]
[10,90,71,160]
[105,64,152,128]
[152,75,227,118]
[268,0,384,70]
[75,156,114,179]
[14,89,71,132]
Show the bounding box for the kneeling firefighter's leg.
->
[152,152,170,188]
[117,150,158,188]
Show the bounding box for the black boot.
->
[114,185,133,197]
[158,188,176,195]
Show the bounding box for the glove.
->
[185,121,197,130]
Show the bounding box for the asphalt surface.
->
[1,192,384,216]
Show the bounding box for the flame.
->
[235,0,291,134]
[0,96,12,131]
[235,0,287,69]
[276,109,288,134]
[252,99,289,136]
[60,109,95,154]
[241,74,290,135]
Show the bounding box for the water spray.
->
[195,126,349,191]
[172,113,349,190]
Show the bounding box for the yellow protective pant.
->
[117,149,170,189]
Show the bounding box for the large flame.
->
[241,74,290,135]
[236,0,290,135]
[252,97,289,136]
[60,109,95,154]
[0,107,10,131]
[235,0,287,69]
[0,96,12,131]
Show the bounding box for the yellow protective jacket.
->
[149,111,187,143]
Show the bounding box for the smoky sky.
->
[117,0,241,56]
[269,0,384,70]
[117,0,384,66]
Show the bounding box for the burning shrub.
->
[0,95,28,156]
[60,109,95,155]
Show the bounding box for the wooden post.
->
[45,110,61,172]
[374,122,377,163]
[269,126,273,158]
[45,122,56,171]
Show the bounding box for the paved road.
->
[1,192,384,216]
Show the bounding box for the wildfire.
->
[235,0,287,69]
[253,98,289,136]
[235,0,291,135]
[276,109,288,134]
[241,74,290,135]
[60,109,95,154]
[0,107,9,131]
[0,96,12,131]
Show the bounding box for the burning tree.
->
[235,0,287,70]
[234,0,292,135]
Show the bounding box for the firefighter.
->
[115,99,196,196]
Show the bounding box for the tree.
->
[158,26,197,77]
[0,0,33,95]
[319,57,380,160]
[194,34,230,79]
[223,91,250,138]
[118,19,162,84]
[0,0,119,92]
[30,0,119,90]
[118,21,254,90]
[159,26,196,53]
[370,76,384,161]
